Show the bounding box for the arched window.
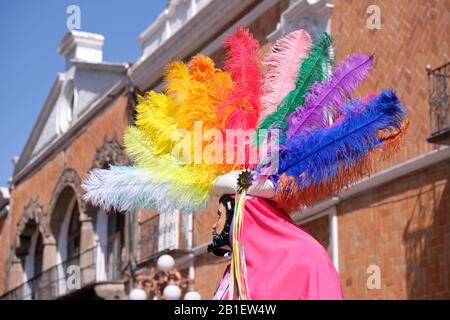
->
[18,224,43,299]
[67,203,81,261]
[34,233,44,276]
[19,220,42,281]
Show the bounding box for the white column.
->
[158,210,179,252]
[328,206,339,271]
[95,209,107,281]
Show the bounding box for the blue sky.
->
[0,0,167,186]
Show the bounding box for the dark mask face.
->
[207,195,234,257]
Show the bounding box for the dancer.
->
[82,27,408,300]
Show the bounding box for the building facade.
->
[1,0,449,299]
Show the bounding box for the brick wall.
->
[331,0,450,300]
[0,216,7,294]
[299,215,330,253]
[194,253,230,299]
[338,159,450,299]
[331,0,450,173]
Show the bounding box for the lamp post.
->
[129,254,201,300]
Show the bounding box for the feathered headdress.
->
[82,27,408,299]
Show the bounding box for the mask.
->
[207,194,234,257]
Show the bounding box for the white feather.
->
[81,166,208,214]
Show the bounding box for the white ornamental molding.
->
[267,0,334,43]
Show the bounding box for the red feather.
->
[217,27,261,168]
[218,27,261,132]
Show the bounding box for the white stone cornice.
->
[59,31,105,66]
[149,0,284,93]
[138,0,185,43]
[70,59,128,73]
[130,0,334,91]
[138,0,212,54]
[0,188,10,218]
[59,31,104,54]
[129,0,258,91]
[267,0,334,43]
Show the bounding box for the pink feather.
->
[259,29,312,123]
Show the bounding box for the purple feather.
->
[277,90,406,188]
[286,54,373,138]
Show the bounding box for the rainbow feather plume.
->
[80,26,411,301]
[82,28,409,217]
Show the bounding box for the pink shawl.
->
[214,196,343,300]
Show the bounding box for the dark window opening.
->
[67,203,81,261]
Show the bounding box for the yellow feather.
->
[135,91,178,156]
[124,54,237,212]
[124,126,156,167]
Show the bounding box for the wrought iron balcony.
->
[139,214,160,263]
[137,212,190,266]
[427,62,450,144]
[1,245,124,300]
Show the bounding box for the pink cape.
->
[214,196,343,300]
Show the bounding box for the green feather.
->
[256,33,334,145]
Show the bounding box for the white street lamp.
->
[157,254,175,271]
[184,290,202,300]
[129,254,200,300]
[163,284,182,300]
[129,287,148,300]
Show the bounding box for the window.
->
[106,212,125,280]
[34,233,44,276]
[67,203,81,261]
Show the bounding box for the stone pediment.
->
[13,31,128,183]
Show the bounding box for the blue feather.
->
[275,89,406,188]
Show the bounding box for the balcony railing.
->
[138,214,160,263]
[138,211,189,265]
[427,62,450,144]
[1,244,123,300]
